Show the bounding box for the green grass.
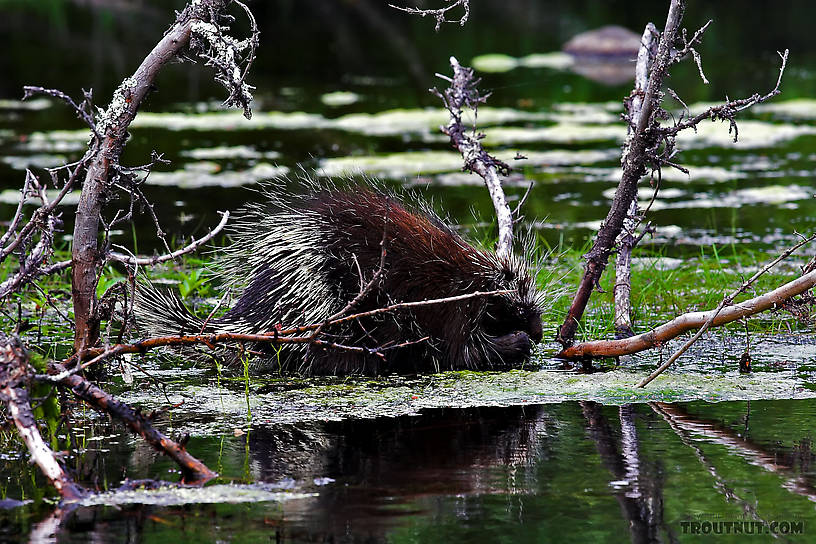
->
[540,244,810,342]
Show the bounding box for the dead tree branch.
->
[557,0,686,347]
[107,211,230,266]
[389,0,470,31]
[433,56,514,258]
[49,361,217,485]
[50,289,514,373]
[0,335,86,500]
[660,49,788,143]
[613,22,658,338]
[559,233,816,370]
[70,0,254,355]
[636,230,813,387]
[558,0,788,348]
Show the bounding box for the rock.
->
[562,25,642,58]
[562,25,642,85]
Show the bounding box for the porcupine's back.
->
[138,180,545,375]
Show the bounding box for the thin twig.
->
[107,211,229,266]
[389,0,470,31]
[47,289,514,375]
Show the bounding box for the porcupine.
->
[137,179,546,375]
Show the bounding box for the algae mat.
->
[121,369,816,435]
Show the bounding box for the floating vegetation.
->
[675,119,816,149]
[131,110,326,131]
[608,184,813,211]
[483,123,624,145]
[0,98,52,110]
[180,145,281,160]
[0,188,81,206]
[329,107,549,136]
[316,149,616,178]
[78,484,315,507]
[1,153,69,170]
[320,91,362,107]
[598,165,747,184]
[119,368,816,435]
[145,162,289,188]
[754,98,816,120]
[470,52,573,73]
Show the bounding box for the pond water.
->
[1,398,815,542]
[3,0,816,541]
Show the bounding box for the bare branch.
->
[0,335,86,499]
[107,211,230,266]
[70,0,255,353]
[389,0,470,31]
[0,213,58,299]
[51,289,515,373]
[672,20,713,83]
[49,360,217,485]
[558,233,816,372]
[559,1,686,346]
[23,86,102,142]
[435,56,514,258]
[636,227,811,387]
[660,49,789,140]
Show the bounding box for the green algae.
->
[77,484,314,507]
[316,148,616,178]
[470,52,573,73]
[119,369,816,436]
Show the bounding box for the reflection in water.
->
[5,400,813,542]
[580,402,665,543]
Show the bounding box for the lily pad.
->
[320,91,362,107]
[146,162,289,188]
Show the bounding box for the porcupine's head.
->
[475,251,545,365]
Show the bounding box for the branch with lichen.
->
[70,0,256,354]
[433,56,514,259]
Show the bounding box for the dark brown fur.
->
[139,182,544,375]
